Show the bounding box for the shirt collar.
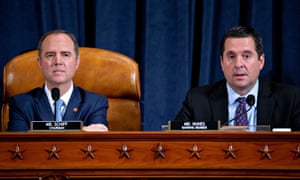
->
[44,82,74,108]
[226,79,259,106]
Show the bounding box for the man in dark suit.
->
[7,30,108,132]
[174,26,300,131]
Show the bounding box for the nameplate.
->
[30,121,82,131]
[169,120,220,130]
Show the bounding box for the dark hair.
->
[220,26,264,58]
[37,29,79,58]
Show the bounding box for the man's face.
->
[220,37,264,95]
[38,33,80,89]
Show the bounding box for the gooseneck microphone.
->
[51,88,60,121]
[223,94,255,126]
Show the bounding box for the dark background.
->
[0,0,299,131]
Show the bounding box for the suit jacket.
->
[174,79,300,131]
[7,85,108,132]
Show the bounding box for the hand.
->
[82,123,108,132]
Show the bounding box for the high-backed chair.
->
[2,47,141,131]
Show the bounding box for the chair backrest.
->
[2,47,141,131]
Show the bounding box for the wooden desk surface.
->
[0,131,299,179]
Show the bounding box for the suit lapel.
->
[34,89,55,121]
[63,87,82,120]
[257,80,274,125]
[210,80,228,124]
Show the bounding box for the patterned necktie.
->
[235,97,248,126]
[55,99,64,122]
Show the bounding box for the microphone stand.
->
[51,88,60,121]
[54,100,58,121]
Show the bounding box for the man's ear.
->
[259,54,265,70]
[76,55,80,69]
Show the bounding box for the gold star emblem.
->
[257,144,273,160]
[45,144,62,160]
[8,144,25,160]
[187,144,203,159]
[151,143,168,159]
[81,144,97,159]
[291,144,300,160]
[222,144,239,159]
[117,144,133,159]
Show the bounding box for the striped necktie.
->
[55,99,64,122]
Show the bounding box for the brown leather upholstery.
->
[2,47,141,131]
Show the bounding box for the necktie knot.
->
[55,99,64,122]
[237,97,246,104]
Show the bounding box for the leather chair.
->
[1,47,141,131]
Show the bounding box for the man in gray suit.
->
[174,26,300,131]
[8,30,108,132]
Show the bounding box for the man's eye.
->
[243,54,250,59]
[46,54,55,59]
[228,55,235,59]
[62,53,71,58]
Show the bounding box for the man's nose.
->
[234,56,244,68]
[54,55,63,64]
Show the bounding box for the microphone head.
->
[246,94,255,106]
[51,88,60,101]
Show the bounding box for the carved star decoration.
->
[187,144,203,159]
[117,144,133,159]
[222,144,239,159]
[45,144,62,160]
[81,144,98,159]
[291,144,300,160]
[8,144,25,160]
[151,143,168,159]
[257,144,273,160]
